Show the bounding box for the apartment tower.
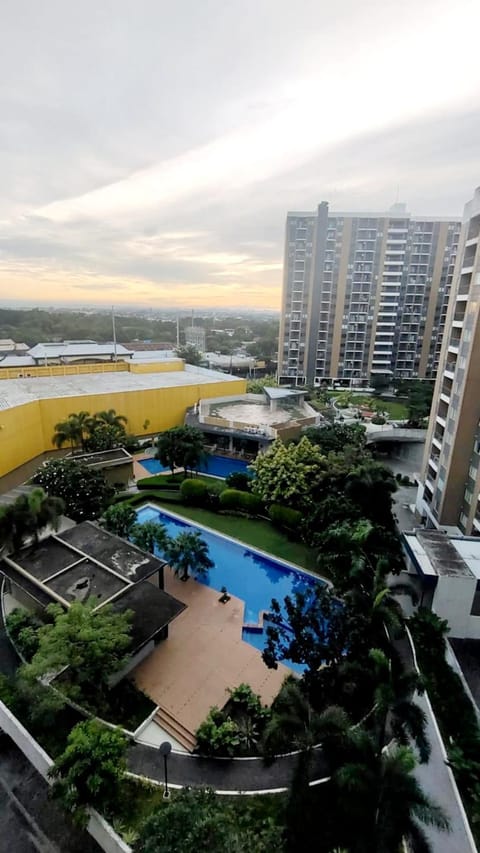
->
[417,187,480,535]
[278,203,460,386]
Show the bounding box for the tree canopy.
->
[32,458,114,521]
[0,487,64,553]
[166,530,214,581]
[102,503,138,539]
[156,425,205,476]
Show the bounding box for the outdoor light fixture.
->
[159,740,172,799]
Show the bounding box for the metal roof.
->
[28,341,134,359]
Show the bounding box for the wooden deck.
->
[132,570,291,733]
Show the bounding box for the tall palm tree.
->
[92,409,128,430]
[130,520,168,555]
[52,411,91,452]
[0,488,64,553]
[166,530,213,581]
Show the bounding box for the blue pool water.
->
[135,505,323,673]
[139,453,251,479]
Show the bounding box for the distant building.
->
[185,326,206,352]
[278,202,460,386]
[28,340,134,365]
[0,339,29,355]
[417,187,480,535]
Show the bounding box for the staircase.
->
[154,706,197,752]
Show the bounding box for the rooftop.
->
[0,364,241,411]
[67,447,132,468]
[28,341,134,360]
[404,529,476,579]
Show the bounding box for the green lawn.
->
[335,392,408,420]
[144,499,319,573]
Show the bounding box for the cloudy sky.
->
[1,0,480,311]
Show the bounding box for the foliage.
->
[180,478,208,505]
[219,488,264,515]
[196,684,271,757]
[370,374,391,395]
[268,504,302,534]
[246,375,278,394]
[52,408,128,453]
[166,529,214,581]
[394,379,434,426]
[137,477,182,491]
[0,671,70,757]
[371,414,386,425]
[135,786,283,853]
[49,720,127,825]
[410,609,480,833]
[32,458,114,521]
[156,425,205,476]
[52,411,91,452]
[102,502,137,538]
[6,607,44,660]
[251,437,327,510]
[302,422,367,454]
[225,471,253,491]
[130,519,168,554]
[0,487,64,552]
[175,344,203,365]
[24,598,132,708]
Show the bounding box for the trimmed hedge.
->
[137,476,181,491]
[268,504,303,533]
[219,489,263,515]
[180,479,208,505]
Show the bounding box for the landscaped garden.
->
[0,418,477,850]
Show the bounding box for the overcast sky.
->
[1,0,480,311]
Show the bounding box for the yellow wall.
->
[129,360,184,374]
[0,376,246,481]
[0,360,184,381]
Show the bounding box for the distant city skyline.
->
[0,1,479,309]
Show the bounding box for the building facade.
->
[417,187,480,535]
[278,202,460,386]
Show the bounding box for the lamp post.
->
[159,741,172,799]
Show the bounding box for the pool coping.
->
[137,502,331,587]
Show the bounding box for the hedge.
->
[137,476,181,491]
[268,504,303,533]
[219,489,263,515]
[180,479,208,505]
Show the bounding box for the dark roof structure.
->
[0,521,185,653]
[66,448,132,469]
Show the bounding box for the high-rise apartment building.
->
[278,203,460,386]
[417,187,480,535]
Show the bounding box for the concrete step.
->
[154,706,197,752]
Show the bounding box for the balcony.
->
[444,362,456,379]
[440,392,450,405]
[429,455,440,473]
[448,344,460,355]
[432,436,442,451]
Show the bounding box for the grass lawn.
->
[143,498,319,573]
[335,392,408,420]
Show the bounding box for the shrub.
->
[219,489,263,515]
[180,479,208,505]
[6,608,43,661]
[225,471,252,491]
[195,707,242,756]
[137,476,181,491]
[371,415,386,425]
[268,504,303,533]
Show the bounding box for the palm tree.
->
[166,530,214,581]
[102,503,137,539]
[0,488,64,553]
[262,676,350,757]
[130,520,168,555]
[92,409,128,430]
[52,411,91,452]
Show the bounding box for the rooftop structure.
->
[0,339,29,354]
[28,340,134,364]
[0,521,185,664]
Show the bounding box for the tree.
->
[32,458,114,521]
[92,409,128,430]
[49,720,127,825]
[251,437,327,510]
[302,422,366,455]
[135,786,282,853]
[102,503,137,539]
[130,519,168,554]
[25,598,132,707]
[344,461,397,531]
[175,344,203,365]
[370,374,391,396]
[166,530,213,581]
[156,425,205,477]
[52,411,91,452]
[0,488,64,554]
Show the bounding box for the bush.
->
[225,472,252,492]
[6,608,43,661]
[219,489,263,515]
[180,479,208,505]
[268,504,303,533]
[371,415,386,425]
[195,707,242,756]
[137,477,181,491]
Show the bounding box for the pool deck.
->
[131,568,291,735]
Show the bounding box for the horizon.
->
[1,1,479,310]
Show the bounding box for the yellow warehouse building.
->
[0,360,246,489]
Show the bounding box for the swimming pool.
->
[139,453,251,479]
[135,504,324,673]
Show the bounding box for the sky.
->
[1,0,480,311]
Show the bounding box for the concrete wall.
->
[0,700,131,853]
[433,575,480,639]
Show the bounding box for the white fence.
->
[0,699,131,853]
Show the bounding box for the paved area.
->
[132,570,291,734]
[392,483,419,532]
[0,736,101,853]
